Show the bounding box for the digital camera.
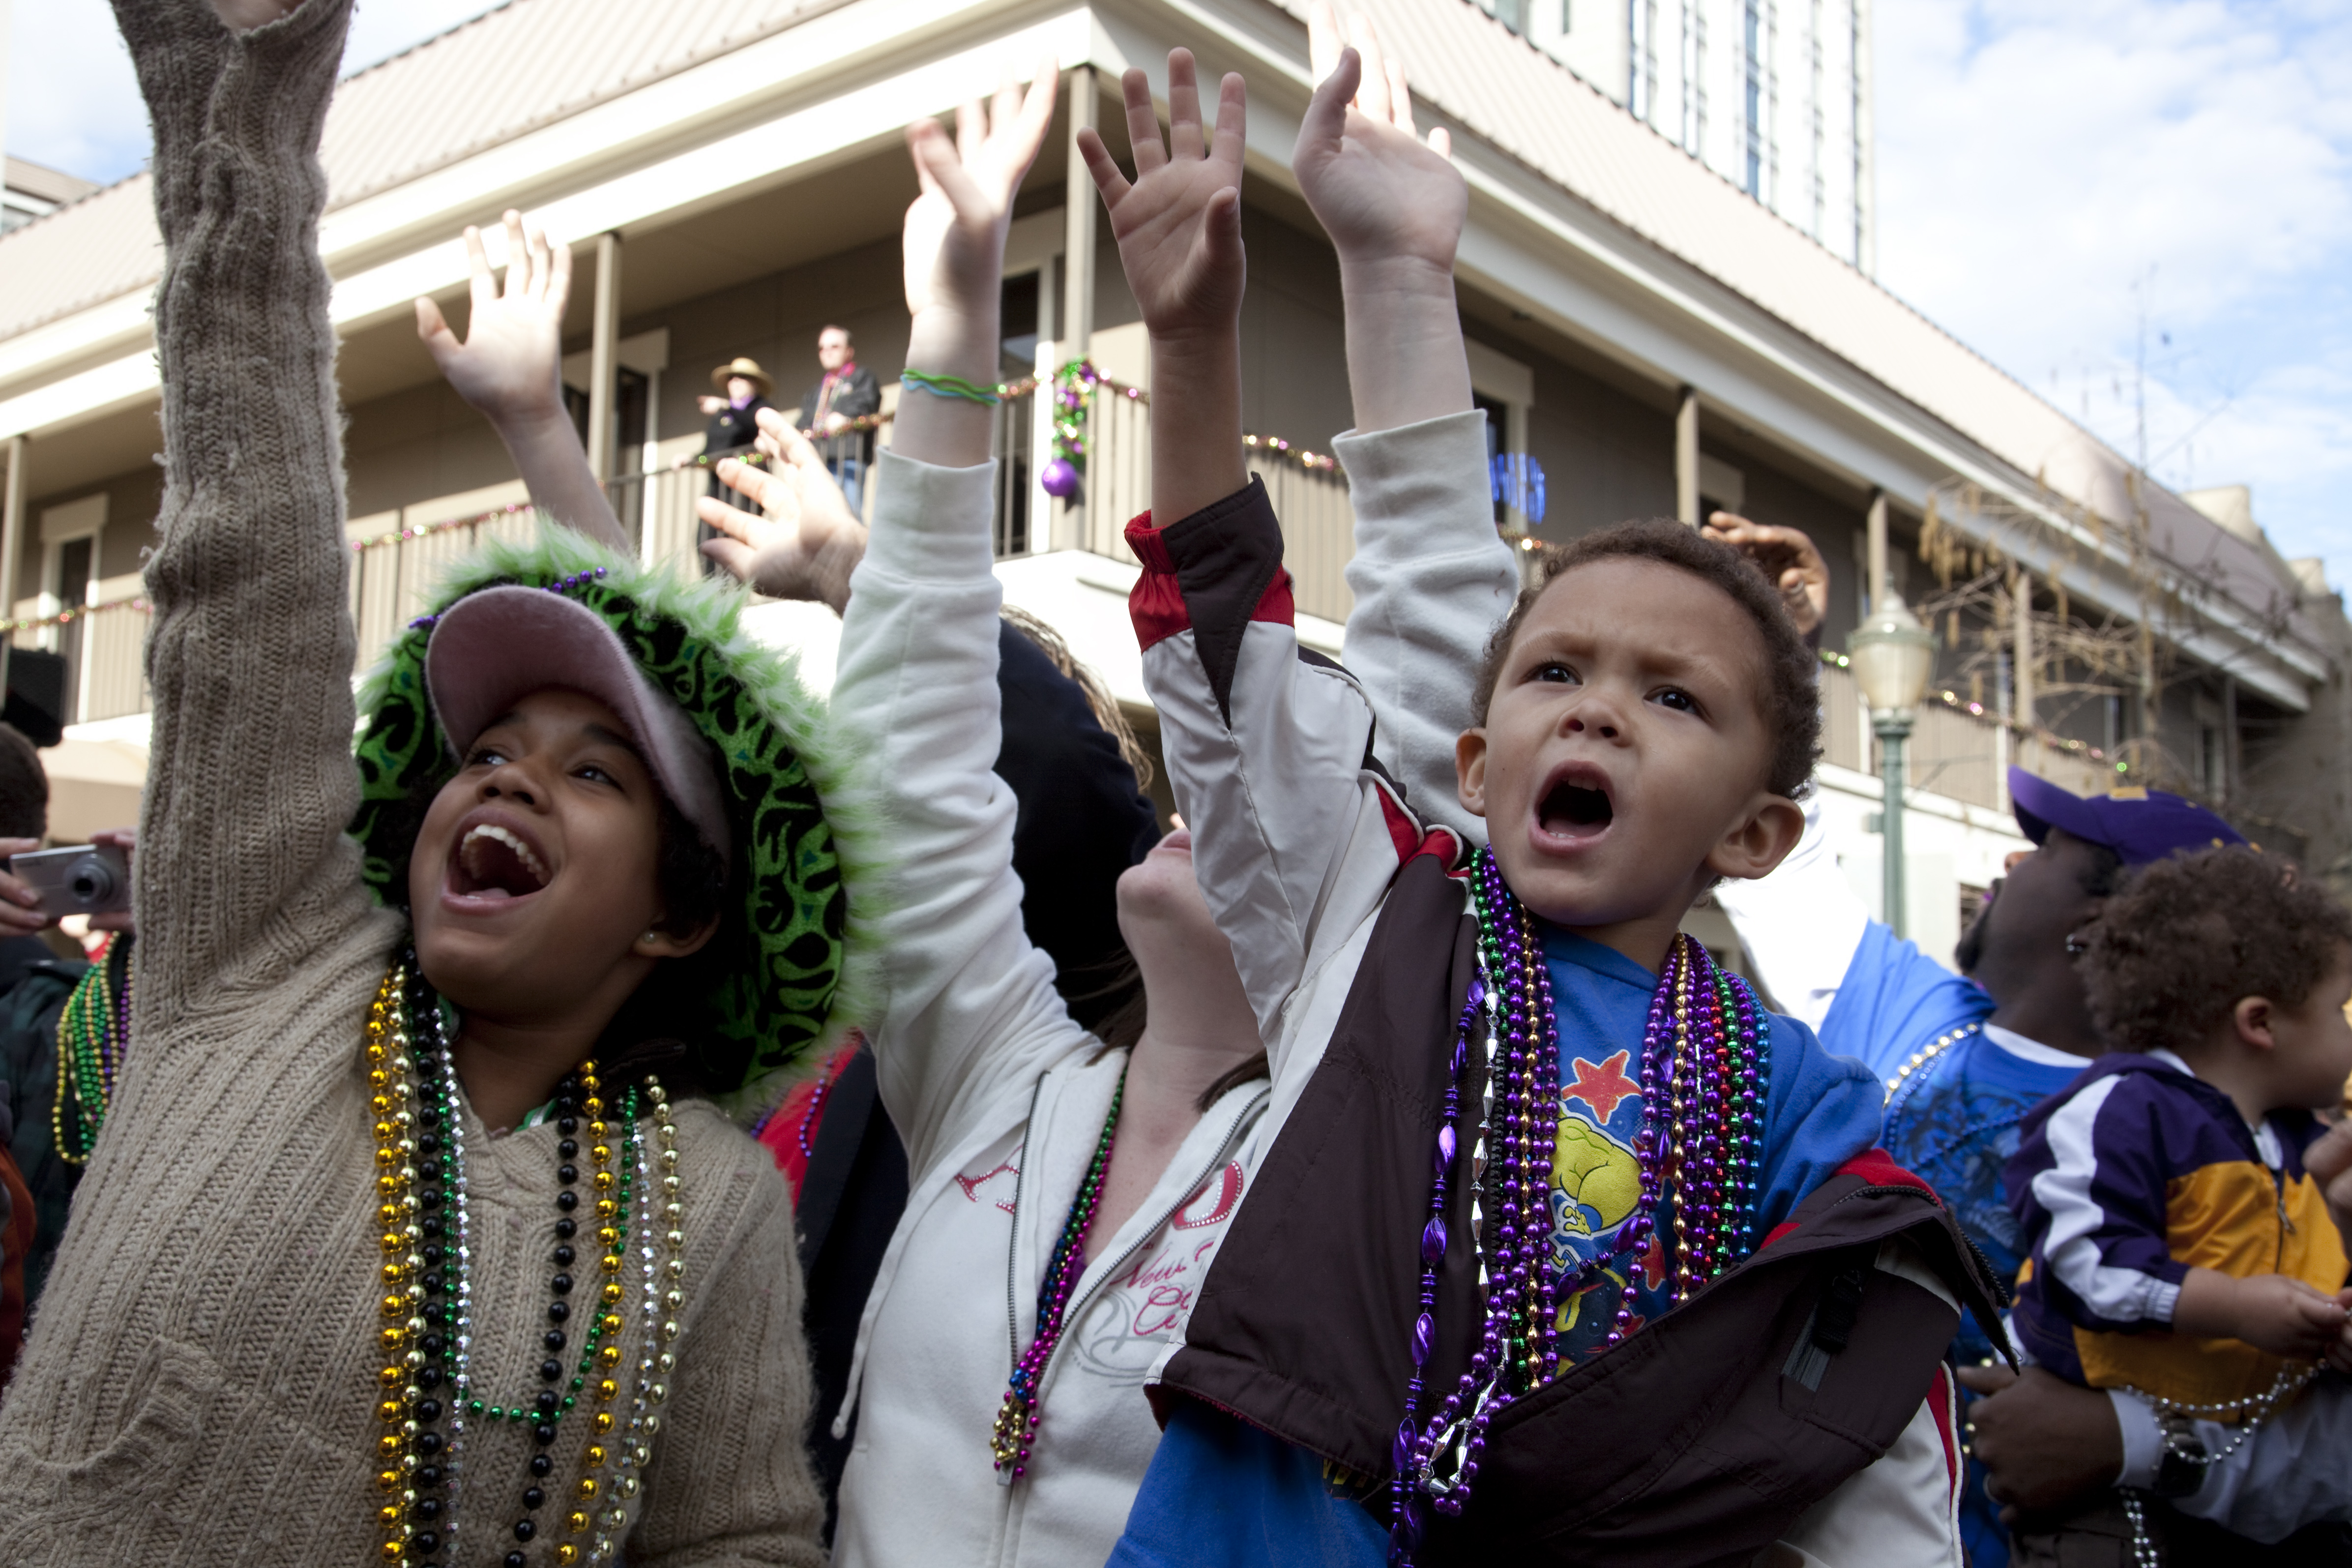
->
[10,844,130,917]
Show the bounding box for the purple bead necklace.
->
[990,1069,1126,1482]
[1387,848,1770,1563]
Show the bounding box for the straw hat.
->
[709,356,773,396]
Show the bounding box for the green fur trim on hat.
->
[351,523,877,1116]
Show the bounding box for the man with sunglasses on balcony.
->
[796,325,880,512]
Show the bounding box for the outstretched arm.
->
[415,211,629,551]
[1076,51,1249,529]
[1087,56,1441,1046]
[698,412,869,613]
[123,0,377,1032]
[1297,5,1471,435]
[1295,9,1514,838]
[821,61,1090,1174]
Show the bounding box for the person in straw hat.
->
[688,356,774,496]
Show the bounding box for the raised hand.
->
[1292,10,1471,432]
[416,212,572,430]
[1077,51,1248,345]
[903,59,1058,324]
[1295,4,1464,274]
[1703,514,1830,641]
[699,409,868,614]
[894,57,1058,471]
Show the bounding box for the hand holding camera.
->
[1,828,137,934]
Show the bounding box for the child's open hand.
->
[1294,4,1465,276]
[1077,51,1247,344]
[698,409,868,613]
[902,59,1058,327]
[415,212,572,432]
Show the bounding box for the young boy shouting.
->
[2006,846,2352,1563]
[1080,26,2000,1568]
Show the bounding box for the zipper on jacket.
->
[1001,1076,1049,1376]
[1019,1087,1269,1411]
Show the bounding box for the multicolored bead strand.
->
[364,958,680,1568]
[369,964,448,1568]
[1386,976,1482,1556]
[990,1070,1126,1481]
[51,933,131,1166]
[1387,852,1773,1565]
[568,1079,679,1563]
[423,994,474,1560]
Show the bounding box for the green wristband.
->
[901,369,1003,407]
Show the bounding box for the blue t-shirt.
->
[1817,919,2087,1568]
[1107,929,1883,1568]
[1539,928,1882,1362]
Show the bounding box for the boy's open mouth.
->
[1535,767,1615,843]
[449,822,551,901]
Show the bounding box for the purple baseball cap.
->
[2007,766,2244,867]
[425,586,731,858]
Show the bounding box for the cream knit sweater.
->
[0,3,823,1563]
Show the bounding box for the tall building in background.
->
[1477,0,1874,273]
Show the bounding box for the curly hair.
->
[2082,845,2352,1059]
[1470,519,1822,799]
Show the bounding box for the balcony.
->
[25,378,2094,847]
[1815,659,2115,814]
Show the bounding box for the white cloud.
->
[3,0,504,185]
[4,0,145,183]
[1876,0,2352,589]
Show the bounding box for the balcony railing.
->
[41,381,2114,834]
[1818,660,2113,809]
[1071,392,1355,623]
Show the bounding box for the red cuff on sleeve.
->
[1125,511,1192,651]
[1125,512,1176,572]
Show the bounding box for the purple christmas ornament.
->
[1040,457,1079,498]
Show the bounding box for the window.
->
[1743,1,1764,196]
[1467,341,1537,542]
[995,272,1041,555]
[37,492,106,727]
[1476,0,1529,33]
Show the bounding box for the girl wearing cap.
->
[0,3,855,1564]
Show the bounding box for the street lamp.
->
[1849,596,1937,937]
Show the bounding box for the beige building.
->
[0,0,2342,964]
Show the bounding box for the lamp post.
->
[1849,596,1937,937]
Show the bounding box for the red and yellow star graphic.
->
[1561,1049,1641,1123]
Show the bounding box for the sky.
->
[5,0,2348,591]
[1873,0,2352,591]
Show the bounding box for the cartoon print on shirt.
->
[1545,1038,1683,1361]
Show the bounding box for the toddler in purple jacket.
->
[2007,844,2352,1562]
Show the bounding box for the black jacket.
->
[796,365,881,466]
[1156,850,2009,1566]
[699,395,770,461]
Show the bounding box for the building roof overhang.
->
[0,0,2327,708]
